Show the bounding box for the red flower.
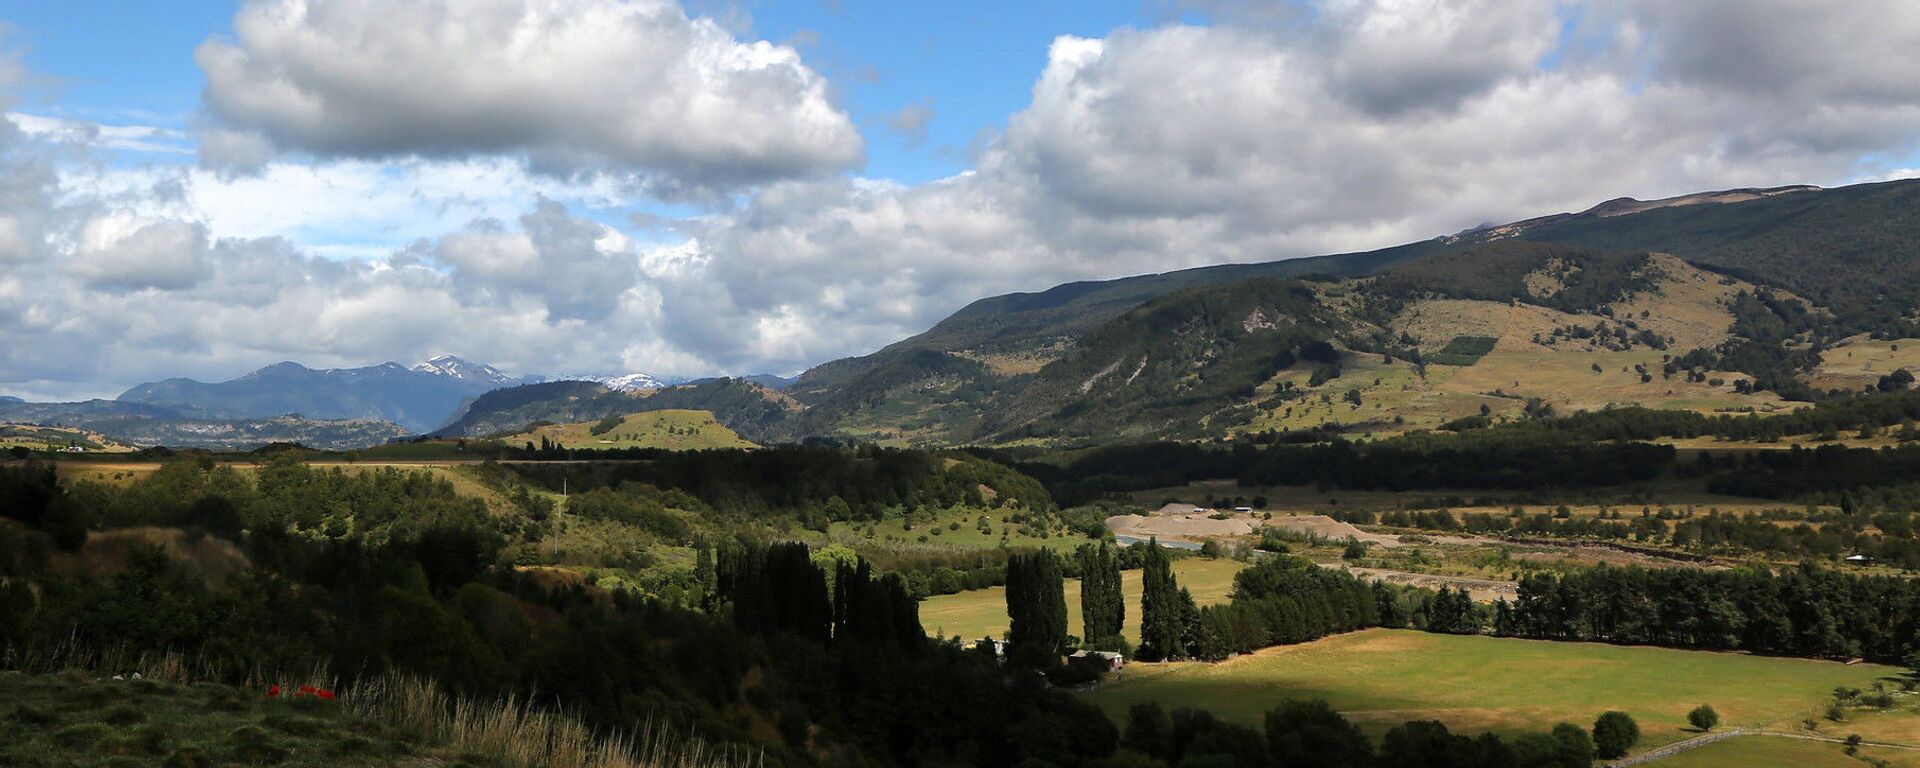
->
[317,689,336,700]
[268,684,281,698]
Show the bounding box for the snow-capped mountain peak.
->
[412,355,515,385]
[568,372,666,391]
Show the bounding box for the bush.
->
[1592,710,1640,759]
[1688,704,1720,731]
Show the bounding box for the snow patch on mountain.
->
[565,373,666,391]
[412,355,516,385]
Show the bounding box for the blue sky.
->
[3,0,1920,397]
[741,1,1166,184]
[8,0,1162,184]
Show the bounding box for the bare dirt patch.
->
[1262,514,1401,546]
[1108,512,1259,543]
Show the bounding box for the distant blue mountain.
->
[117,356,514,433]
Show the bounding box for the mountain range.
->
[11,178,1920,450]
[436,178,1920,447]
[0,354,693,449]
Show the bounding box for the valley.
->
[11,181,1920,768]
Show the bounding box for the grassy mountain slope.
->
[435,179,1920,447]
[1503,178,1920,336]
[973,242,1796,441]
[893,239,1444,356]
[979,278,1354,441]
[495,409,757,450]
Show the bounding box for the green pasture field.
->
[1653,735,1920,768]
[1082,629,1909,755]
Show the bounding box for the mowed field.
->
[1083,629,1907,752]
[1654,736,1920,768]
[498,409,755,451]
[918,557,1245,643]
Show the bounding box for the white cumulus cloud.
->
[196,0,864,191]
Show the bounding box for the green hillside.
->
[498,409,757,450]
[442,179,1920,448]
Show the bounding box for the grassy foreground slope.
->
[1083,629,1903,750]
[0,671,437,768]
[0,668,745,768]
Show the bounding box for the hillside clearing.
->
[496,409,755,451]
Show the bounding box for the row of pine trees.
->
[1004,539,1205,663]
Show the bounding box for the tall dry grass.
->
[337,672,759,768]
[3,636,758,768]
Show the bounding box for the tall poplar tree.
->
[1006,549,1068,653]
[1139,539,1186,660]
[1078,542,1124,645]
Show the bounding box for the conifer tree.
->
[1006,549,1068,653]
[1078,542,1124,645]
[1139,539,1186,660]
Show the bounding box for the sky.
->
[3,0,1920,400]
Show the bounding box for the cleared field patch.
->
[0,423,135,453]
[1427,335,1499,366]
[919,557,1246,644]
[312,463,522,516]
[1440,348,1779,416]
[1811,336,1920,392]
[823,504,1092,554]
[53,461,163,487]
[497,409,755,451]
[1083,629,1904,752]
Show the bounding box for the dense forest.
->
[0,459,1126,767]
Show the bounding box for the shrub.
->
[1688,704,1720,731]
[1592,711,1640,759]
